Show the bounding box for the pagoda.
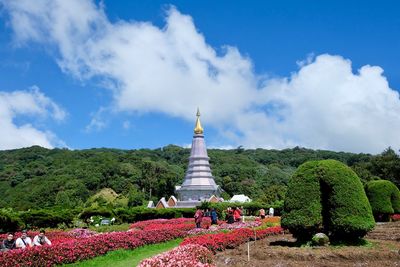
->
[175,109,221,202]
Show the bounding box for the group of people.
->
[1,230,51,252]
[194,206,244,228]
[259,207,274,219]
[225,207,243,224]
[194,208,218,228]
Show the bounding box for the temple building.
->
[153,109,222,208]
[175,109,222,203]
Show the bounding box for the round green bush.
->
[365,180,400,221]
[281,160,375,241]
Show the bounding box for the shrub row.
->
[113,207,196,223]
[208,201,283,217]
[0,209,76,233]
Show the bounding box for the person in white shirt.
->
[15,230,33,249]
[33,230,51,246]
[269,207,274,217]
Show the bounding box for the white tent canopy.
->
[230,194,251,203]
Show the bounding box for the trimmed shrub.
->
[79,207,113,221]
[282,160,375,241]
[0,209,23,233]
[20,209,74,228]
[209,201,283,217]
[365,180,400,221]
[113,207,195,223]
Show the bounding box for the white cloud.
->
[2,0,400,153]
[0,87,66,149]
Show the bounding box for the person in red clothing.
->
[233,207,241,222]
[194,208,204,228]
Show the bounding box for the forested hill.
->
[0,145,398,210]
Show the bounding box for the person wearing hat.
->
[15,230,33,249]
[33,229,51,246]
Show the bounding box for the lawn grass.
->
[64,238,182,267]
[88,223,131,233]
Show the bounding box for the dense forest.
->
[0,145,399,210]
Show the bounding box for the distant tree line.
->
[0,145,398,211]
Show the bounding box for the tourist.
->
[1,233,16,252]
[226,207,234,224]
[204,209,210,217]
[269,207,274,217]
[233,207,241,222]
[194,208,204,228]
[259,208,266,219]
[210,208,218,225]
[33,230,52,246]
[15,230,33,249]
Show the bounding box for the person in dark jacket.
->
[210,208,218,225]
[1,233,16,252]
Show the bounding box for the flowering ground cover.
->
[138,244,214,267]
[0,219,192,267]
[187,220,262,235]
[130,218,194,231]
[139,221,284,266]
[0,217,283,267]
[182,226,284,253]
[391,214,400,221]
[66,238,183,267]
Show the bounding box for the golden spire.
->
[194,108,204,134]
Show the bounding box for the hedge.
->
[113,207,196,223]
[365,180,400,221]
[0,209,24,233]
[282,160,375,241]
[208,201,283,217]
[20,209,75,229]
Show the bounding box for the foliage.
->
[127,187,146,207]
[114,207,195,223]
[79,207,113,221]
[19,209,75,229]
[365,180,400,221]
[209,201,283,217]
[0,208,24,233]
[1,145,388,211]
[282,160,375,241]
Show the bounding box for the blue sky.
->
[0,0,399,153]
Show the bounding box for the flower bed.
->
[68,228,97,239]
[260,216,281,224]
[187,221,262,235]
[392,214,400,221]
[138,244,214,267]
[181,226,284,253]
[0,222,194,267]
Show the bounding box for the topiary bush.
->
[365,180,400,221]
[282,160,375,241]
